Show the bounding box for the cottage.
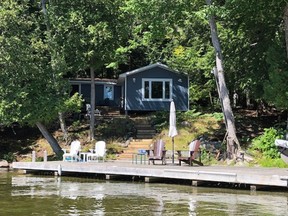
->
[69,63,189,114]
[118,63,189,112]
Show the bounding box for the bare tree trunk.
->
[36,122,63,158]
[212,67,227,128]
[58,112,68,143]
[90,67,95,140]
[206,0,241,159]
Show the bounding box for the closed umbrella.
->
[168,100,178,164]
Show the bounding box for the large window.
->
[143,79,172,100]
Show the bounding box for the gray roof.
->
[118,62,178,82]
[69,78,117,85]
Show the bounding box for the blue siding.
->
[79,83,121,107]
[81,84,91,104]
[125,67,188,111]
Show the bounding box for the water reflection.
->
[2,173,288,215]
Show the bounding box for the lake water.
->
[1,169,288,215]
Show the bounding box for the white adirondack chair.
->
[87,141,106,162]
[62,140,81,162]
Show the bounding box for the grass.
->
[3,109,288,167]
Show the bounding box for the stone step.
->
[136,129,155,133]
[134,123,154,128]
[132,119,151,125]
[123,143,151,150]
[136,134,155,139]
[117,139,152,160]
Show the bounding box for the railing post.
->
[43,150,47,162]
[32,151,36,162]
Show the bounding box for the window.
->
[104,85,114,100]
[142,79,172,100]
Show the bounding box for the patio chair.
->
[87,141,106,162]
[177,139,203,166]
[62,140,81,162]
[148,139,167,165]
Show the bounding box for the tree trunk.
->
[58,112,68,143]
[206,0,241,159]
[36,122,63,158]
[212,67,227,128]
[89,66,96,140]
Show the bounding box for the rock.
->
[181,121,190,127]
[0,160,9,168]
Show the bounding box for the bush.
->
[150,111,168,131]
[96,117,136,140]
[250,127,284,159]
[2,152,16,163]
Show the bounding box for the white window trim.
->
[142,78,172,101]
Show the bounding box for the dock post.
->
[56,164,62,176]
[192,180,205,187]
[32,151,36,162]
[43,150,47,162]
[192,180,198,186]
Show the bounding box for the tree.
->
[116,0,217,107]
[263,2,288,137]
[0,1,81,157]
[219,0,287,108]
[206,0,241,159]
[47,0,127,140]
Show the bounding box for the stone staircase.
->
[133,117,156,139]
[117,117,157,160]
[117,139,153,161]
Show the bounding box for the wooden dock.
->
[12,161,288,191]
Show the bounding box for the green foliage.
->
[71,120,81,130]
[1,152,16,163]
[250,127,284,159]
[203,112,224,121]
[177,109,202,122]
[150,111,169,131]
[106,143,124,155]
[96,118,136,140]
[264,35,288,109]
[64,93,83,111]
[256,157,288,168]
[48,0,127,73]
[0,1,80,127]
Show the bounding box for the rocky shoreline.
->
[0,160,9,168]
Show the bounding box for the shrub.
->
[2,152,16,163]
[150,111,169,132]
[96,117,136,140]
[250,127,284,159]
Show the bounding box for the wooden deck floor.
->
[12,160,288,191]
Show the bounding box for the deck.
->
[12,160,288,191]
